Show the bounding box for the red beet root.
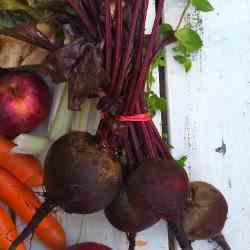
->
[105,187,160,233]
[44,132,122,214]
[183,181,230,250]
[128,159,189,219]
[65,242,112,250]
[9,132,122,250]
[0,71,52,137]
[127,158,192,250]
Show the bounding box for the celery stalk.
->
[71,99,91,132]
[87,98,101,135]
[11,134,50,155]
[48,82,73,140]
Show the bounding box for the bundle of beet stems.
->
[2,1,231,250]
[96,0,174,164]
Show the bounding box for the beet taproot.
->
[183,181,231,250]
[44,132,122,213]
[9,132,122,250]
[64,242,112,250]
[127,158,192,250]
[127,159,189,219]
[105,187,160,233]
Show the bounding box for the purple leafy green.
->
[44,39,108,110]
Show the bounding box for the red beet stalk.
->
[96,0,173,168]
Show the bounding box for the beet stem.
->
[152,32,177,57]
[133,101,154,158]
[150,120,173,159]
[211,233,231,250]
[0,25,55,51]
[127,233,136,250]
[135,0,150,71]
[117,0,143,92]
[147,122,165,158]
[67,0,97,38]
[9,200,56,250]
[86,0,102,38]
[105,0,112,75]
[128,0,165,113]
[119,0,149,98]
[168,221,193,250]
[109,0,123,95]
[128,124,144,162]
[123,138,135,166]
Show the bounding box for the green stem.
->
[71,99,91,132]
[12,134,50,155]
[175,0,191,31]
[48,82,73,140]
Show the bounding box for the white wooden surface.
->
[165,0,250,249]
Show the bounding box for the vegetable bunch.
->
[0,1,232,250]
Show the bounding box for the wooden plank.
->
[164,0,250,249]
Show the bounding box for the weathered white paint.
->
[165,0,250,249]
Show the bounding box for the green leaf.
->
[146,49,165,93]
[191,0,214,12]
[154,55,165,67]
[146,92,167,115]
[172,44,189,57]
[0,10,32,28]
[0,0,30,11]
[174,55,192,72]
[175,27,203,53]
[152,49,165,67]
[160,23,174,36]
[146,93,157,115]
[148,71,155,84]
[157,97,167,110]
[176,155,188,168]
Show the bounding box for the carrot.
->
[0,168,66,250]
[0,136,43,187]
[0,206,26,250]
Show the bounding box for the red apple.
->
[65,242,112,250]
[0,71,52,137]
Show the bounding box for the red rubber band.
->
[116,112,152,122]
[101,112,152,122]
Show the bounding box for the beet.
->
[9,132,122,250]
[127,158,192,250]
[127,159,189,219]
[44,132,122,213]
[64,242,112,250]
[105,187,160,233]
[183,181,231,250]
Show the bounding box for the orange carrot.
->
[0,168,66,250]
[0,136,43,187]
[0,206,26,250]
